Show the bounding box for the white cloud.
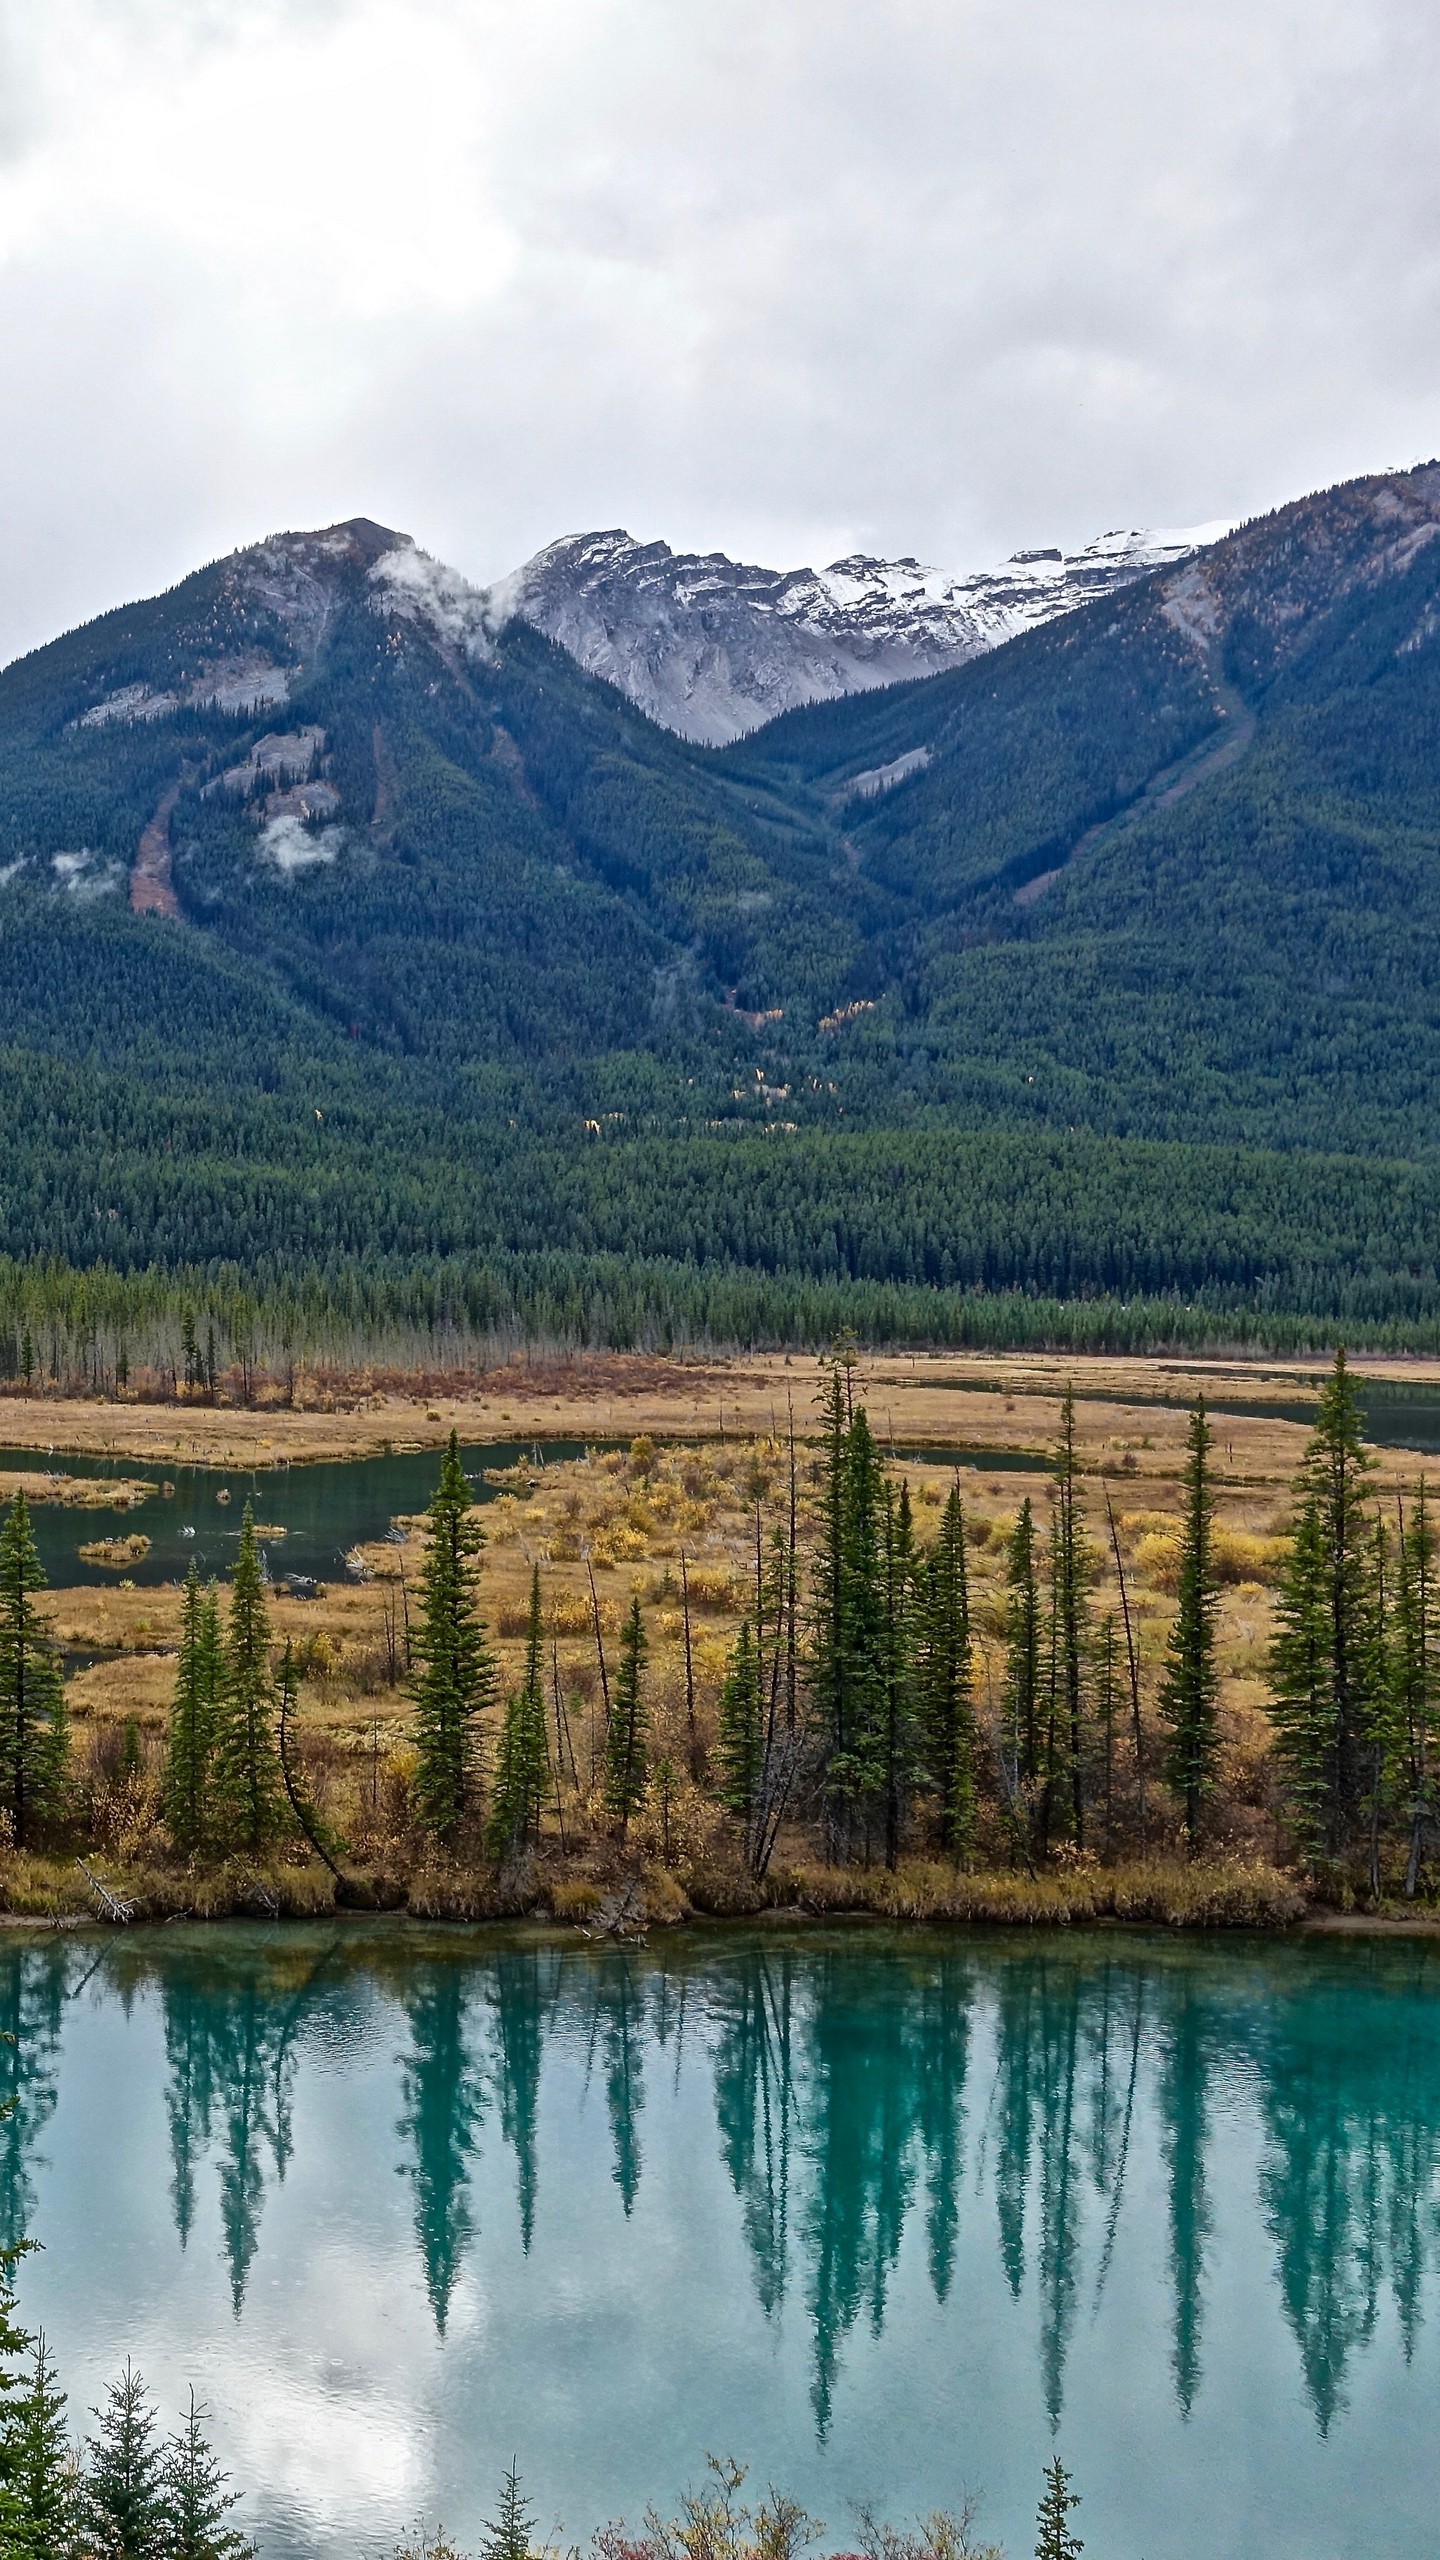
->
[257,815,345,875]
[0,0,1438,662]
[51,845,121,896]
[369,542,495,655]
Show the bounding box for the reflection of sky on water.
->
[10,1928,1440,2560]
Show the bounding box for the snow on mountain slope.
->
[495,521,1231,745]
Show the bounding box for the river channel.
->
[9,1924,1440,2560]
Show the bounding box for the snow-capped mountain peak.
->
[496,520,1231,744]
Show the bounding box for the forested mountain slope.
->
[724,461,1440,1155]
[3,469,1440,1342]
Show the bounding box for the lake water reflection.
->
[11,1924,1440,2560]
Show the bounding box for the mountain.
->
[498,521,1223,744]
[5,465,1440,1347]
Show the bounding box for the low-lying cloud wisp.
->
[258,816,346,877]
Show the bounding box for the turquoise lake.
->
[9,1923,1440,2559]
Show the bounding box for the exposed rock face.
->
[495,521,1230,743]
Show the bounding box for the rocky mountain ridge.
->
[495,518,1229,743]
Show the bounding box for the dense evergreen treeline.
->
[9,1239,1440,1395]
[9,1087,1440,1366]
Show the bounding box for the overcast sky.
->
[0,0,1437,662]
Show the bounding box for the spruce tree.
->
[210,1510,285,1857]
[1003,1498,1042,1790]
[411,1436,496,1841]
[605,1596,649,1839]
[715,1621,764,1852]
[811,1365,852,1855]
[1356,1516,1395,1899]
[487,1569,550,1863]
[164,1568,221,1857]
[1269,1491,1331,1852]
[81,2363,168,2560]
[0,1493,68,1849]
[1034,2458,1082,2560]
[163,2390,253,2560]
[3,2333,75,2560]
[1392,1484,1437,1897]
[919,1483,975,1860]
[478,2461,536,2560]
[1159,1400,1221,1844]
[880,1479,920,1870]
[819,1407,888,1859]
[1268,1349,1377,1856]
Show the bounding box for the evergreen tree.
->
[1158,1400,1221,1843]
[715,1621,764,1853]
[1051,1390,1092,1850]
[1003,1499,1042,1791]
[814,1399,889,1861]
[163,1568,221,1857]
[605,1596,649,1840]
[880,1479,921,1870]
[919,1483,976,1860]
[1268,1349,1377,1856]
[3,2333,75,2560]
[210,1510,285,1857]
[487,1569,550,1863]
[1269,1490,1333,1853]
[1392,1484,1438,1897]
[163,2391,253,2560]
[811,1365,852,1858]
[411,1436,496,1841]
[1356,1516,1395,1900]
[1034,2458,1083,2560]
[0,1493,68,1850]
[478,2461,536,2560]
[81,2363,168,2560]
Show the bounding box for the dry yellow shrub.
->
[685,1565,743,1610]
[1213,1527,1287,1586]
[1136,1532,1182,1591]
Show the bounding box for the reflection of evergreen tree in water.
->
[801,1953,927,2438]
[988,1955,1154,2428]
[588,1956,646,2217]
[712,1947,972,2421]
[491,1948,556,2254]
[0,1941,72,2255]
[1386,2112,1434,2364]
[397,1966,484,2334]
[712,1947,801,2318]
[214,1977,302,2314]
[156,1944,356,2312]
[1088,1966,1145,2314]
[1258,1966,1440,2434]
[1158,1981,1215,2419]
[1033,1973,1083,2429]
[992,1966,1041,2300]
[1080,1960,1135,2207]
[914,1961,973,2306]
[163,1973,217,2250]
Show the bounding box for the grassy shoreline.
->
[0,1847,1319,1932]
